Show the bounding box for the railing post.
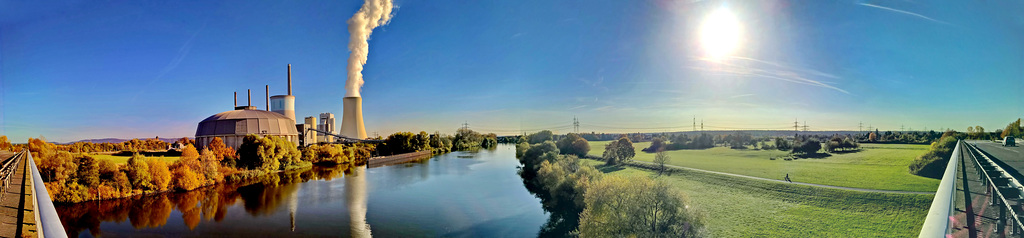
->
[1001,203,1008,235]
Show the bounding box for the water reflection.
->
[347,166,371,237]
[56,145,547,237]
[57,164,357,237]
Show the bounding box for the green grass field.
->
[588,141,938,192]
[84,154,181,164]
[580,159,931,237]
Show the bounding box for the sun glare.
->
[699,7,743,61]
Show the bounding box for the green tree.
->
[602,137,635,165]
[557,133,591,157]
[528,130,554,144]
[654,151,670,176]
[75,155,100,187]
[237,134,281,172]
[126,153,152,190]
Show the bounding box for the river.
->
[56,145,551,237]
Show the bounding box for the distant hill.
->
[64,137,189,144]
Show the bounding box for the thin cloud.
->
[693,56,851,95]
[568,105,588,110]
[858,3,951,26]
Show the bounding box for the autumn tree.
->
[40,151,78,183]
[181,144,200,162]
[199,149,223,183]
[148,158,172,191]
[172,165,203,191]
[0,136,11,151]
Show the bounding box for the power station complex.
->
[195,65,367,149]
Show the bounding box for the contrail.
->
[858,3,951,25]
[345,0,395,97]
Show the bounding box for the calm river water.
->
[56,145,551,237]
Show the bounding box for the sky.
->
[1,0,1023,143]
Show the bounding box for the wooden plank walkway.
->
[0,151,36,238]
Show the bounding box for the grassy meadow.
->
[588,141,938,192]
[580,159,932,237]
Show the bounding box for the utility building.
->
[319,113,336,143]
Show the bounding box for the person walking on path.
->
[785,173,792,182]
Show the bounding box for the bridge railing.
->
[23,150,67,238]
[918,140,961,238]
[963,142,1024,237]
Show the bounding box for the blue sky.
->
[1,0,1022,143]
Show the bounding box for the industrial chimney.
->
[270,64,297,122]
[340,96,366,139]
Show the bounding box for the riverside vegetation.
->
[9,128,491,203]
[516,131,706,237]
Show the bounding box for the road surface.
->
[969,140,1024,178]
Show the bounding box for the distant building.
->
[302,116,318,146]
[319,113,336,143]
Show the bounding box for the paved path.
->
[631,160,935,195]
[0,151,35,238]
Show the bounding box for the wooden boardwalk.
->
[0,151,36,238]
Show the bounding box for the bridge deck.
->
[952,144,1005,238]
[0,151,36,238]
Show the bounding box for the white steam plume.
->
[345,0,394,98]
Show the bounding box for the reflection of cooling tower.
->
[341,97,367,139]
[346,166,371,237]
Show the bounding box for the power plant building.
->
[195,65,300,150]
[319,113,336,143]
[303,116,317,145]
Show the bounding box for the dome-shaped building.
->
[195,105,298,150]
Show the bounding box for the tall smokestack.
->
[248,89,251,107]
[288,64,293,95]
[344,0,395,97]
[266,85,270,111]
[341,97,367,139]
[234,92,237,107]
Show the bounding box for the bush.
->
[908,136,958,178]
[578,176,705,237]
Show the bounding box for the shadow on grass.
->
[595,164,625,173]
[794,152,832,159]
[828,149,864,154]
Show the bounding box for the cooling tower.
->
[341,97,367,139]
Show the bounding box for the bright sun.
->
[699,8,743,61]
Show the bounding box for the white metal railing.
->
[23,150,67,238]
[918,140,961,238]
